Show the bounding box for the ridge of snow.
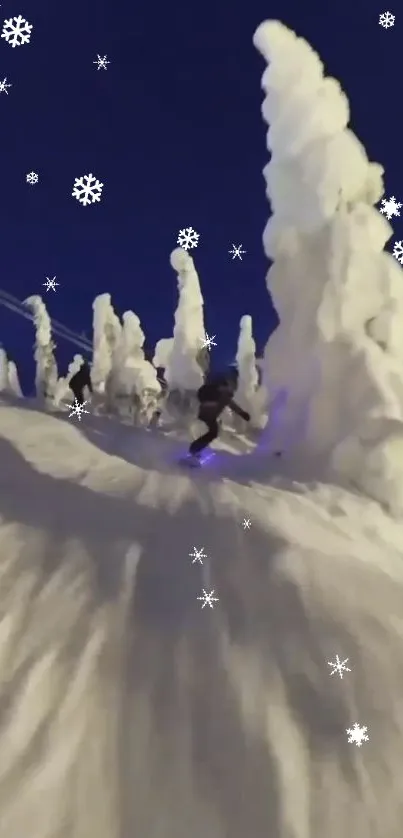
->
[0,397,402,836]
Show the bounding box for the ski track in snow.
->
[0,398,403,838]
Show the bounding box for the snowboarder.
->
[69,360,93,406]
[186,369,250,464]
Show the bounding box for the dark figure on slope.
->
[69,360,93,406]
[188,369,250,461]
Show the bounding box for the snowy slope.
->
[1,396,403,838]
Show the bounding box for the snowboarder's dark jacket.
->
[197,379,250,421]
[69,361,93,394]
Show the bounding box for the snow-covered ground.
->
[1,395,403,838]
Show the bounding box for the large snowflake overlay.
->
[242,518,251,529]
[0,77,11,94]
[200,332,217,350]
[379,195,402,221]
[229,244,246,260]
[392,240,403,265]
[328,655,351,679]
[177,226,200,250]
[189,547,207,565]
[72,173,104,206]
[93,54,110,70]
[43,276,59,292]
[26,171,39,184]
[379,11,395,28]
[66,399,90,421]
[346,723,369,747]
[197,589,219,609]
[1,15,33,47]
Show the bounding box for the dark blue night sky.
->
[0,0,401,392]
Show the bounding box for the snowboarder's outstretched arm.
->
[228,399,250,421]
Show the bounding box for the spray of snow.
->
[164,248,206,391]
[254,20,403,512]
[24,295,58,399]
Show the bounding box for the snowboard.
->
[178,455,203,468]
[177,451,216,469]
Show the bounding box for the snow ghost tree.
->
[92,294,121,394]
[7,360,22,397]
[111,310,161,423]
[0,347,22,397]
[53,354,84,407]
[25,295,58,399]
[254,20,403,512]
[235,315,268,429]
[164,248,206,392]
[0,348,8,392]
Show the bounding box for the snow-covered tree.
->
[0,348,8,392]
[164,248,206,392]
[254,20,403,512]
[7,360,22,397]
[25,295,58,399]
[110,310,161,423]
[92,294,121,393]
[234,315,268,428]
[53,354,84,407]
[153,337,174,370]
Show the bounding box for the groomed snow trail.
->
[0,399,403,838]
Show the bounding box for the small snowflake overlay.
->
[1,15,33,47]
[392,240,403,265]
[379,195,402,221]
[0,77,11,94]
[189,547,207,565]
[346,723,369,747]
[379,11,395,27]
[93,54,110,70]
[242,518,251,530]
[72,173,104,206]
[43,276,59,293]
[197,589,219,609]
[177,226,200,250]
[229,244,246,260]
[200,332,217,351]
[26,171,38,185]
[328,654,351,680]
[66,399,90,422]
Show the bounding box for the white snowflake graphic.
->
[43,276,59,292]
[26,171,38,185]
[328,654,351,680]
[200,332,217,351]
[0,77,11,94]
[229,244,246,260]
[197,589,219,609]
[346,723,369,747]
[177,226,200,250]
[379,195,402,221]
[392,240,403,265]
[379,11,395,27]
[72,173,104,206]
[189,547,207,565]
[93,54,110,70]
[242,518,251,530]
[66,398,90,421]
[1,15,33,47]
